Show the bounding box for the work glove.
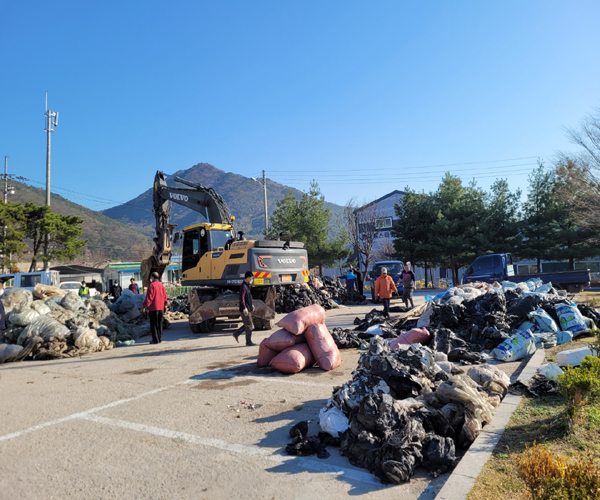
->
[243,308,249,316]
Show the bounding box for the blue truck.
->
[369,260,404,302]
[462,253,591,292]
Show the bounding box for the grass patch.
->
[469,336,600,500]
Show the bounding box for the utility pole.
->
[44,92,59,271]
[3,156,15,273]
[251,171,269,236]
[3,156,7,203]
[262,170,268,235]
[44,91,58,207]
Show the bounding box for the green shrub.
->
[558,366,600,419]
[581,355,600,377]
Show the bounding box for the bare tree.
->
[344,197,385,277]
[372,238,396,263]
[556,109,600,238]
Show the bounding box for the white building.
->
[354,190,449,285]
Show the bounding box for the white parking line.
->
[0,385,173,443]
[0,374,333,443]
[80,413,383,486]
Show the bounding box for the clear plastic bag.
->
[0,343,24,363]
[538,363,563,381]
[31,300,52,316]
[19,315,70,344]
[111,291,136,314]
[73,328,101,350]
[61,291,87,314]
[1,288,33,313]
[8,302,40,327]
[86,299,111,322]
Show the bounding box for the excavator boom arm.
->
[141,171,234,287]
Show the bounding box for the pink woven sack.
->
[257,339,279,367]
[389,327,431,349]
[276,304,326,335]
[305,323,341,371]
[269,343,315,374]
[264,329,306,352]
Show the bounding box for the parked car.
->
[60,281,99,296]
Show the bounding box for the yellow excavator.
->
[141,171,309,333]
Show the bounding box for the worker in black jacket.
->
[233,271,256,346]
[110,280,122,303]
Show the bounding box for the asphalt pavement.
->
[0,292,451,500]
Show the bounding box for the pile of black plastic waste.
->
[168,294,190,314]
[275,277,367,314]
[275,284,330,313]
[287,337,508,484]
[320,276,367,305]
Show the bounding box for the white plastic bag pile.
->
[0,285,153,364]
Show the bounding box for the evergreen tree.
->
[0,201,27,271]
[269,182,349,274]
[515,164,560,270]
[392,190,441,287]
[24,203,87,271]
[480,179,522,253]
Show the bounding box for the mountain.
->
[7,181,153,264]
[101,163,345,239]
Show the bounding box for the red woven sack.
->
[305,323,341,371]
[264,329,306,352]
[269,343,315,374]
[257,339,279,367]
[389,327,431,349]
[276,304,326,335]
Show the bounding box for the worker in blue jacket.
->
[346,269,357,293]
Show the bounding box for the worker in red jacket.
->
[142,272,169,344]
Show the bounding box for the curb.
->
[435,348,546,500]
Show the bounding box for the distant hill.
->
[8,181,153,264]
[101,163,345,239]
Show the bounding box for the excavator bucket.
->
[140,255,167,288]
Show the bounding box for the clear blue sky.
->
[1,1,599,211]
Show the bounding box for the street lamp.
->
[251,170,268,236]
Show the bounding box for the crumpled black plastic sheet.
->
[510,374,559,398]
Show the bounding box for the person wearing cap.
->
[374,267,397,318]
[142,272,168,344]
[401,262,416,309]
[79,281,89,297]
[0,281,6,334]
[233,271,256,346]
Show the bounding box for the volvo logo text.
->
[169,193,189,202]
[278,258,296,264]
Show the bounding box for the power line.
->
[271,162,538,181]
[266,155,551,174]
